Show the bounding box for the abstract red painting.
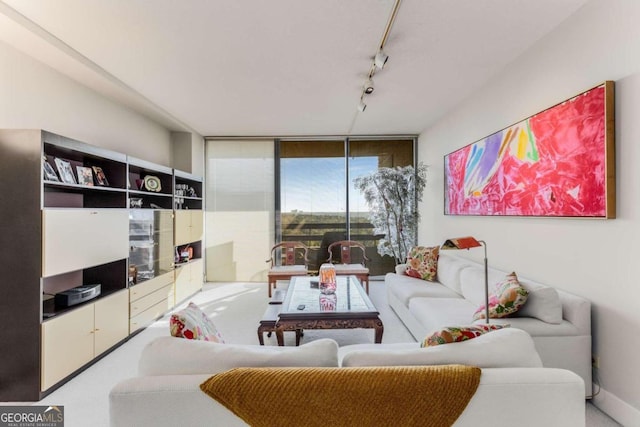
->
[444,81,615,218]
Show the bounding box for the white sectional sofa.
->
[110,330,585,426]
[387,252,592,396]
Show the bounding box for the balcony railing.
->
[280,221,395,275]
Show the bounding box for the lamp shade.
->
[441,236,482,250]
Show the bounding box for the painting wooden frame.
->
[444,81,615,218]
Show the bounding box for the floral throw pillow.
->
[405,246,439,281]
[420,324,509,348]
[472,272,529,321]
[170,302,225,343]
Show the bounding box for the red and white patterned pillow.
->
[170,302,225,342]
[420,324,509,348]
[473,272,529,321]
[405,246,439,281]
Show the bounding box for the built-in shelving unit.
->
[0,129,207,401]
[127,157,177,334]
[173,170,204,304]
[0,130,131,400]
[127,157,174,210]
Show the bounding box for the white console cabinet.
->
[174,210,204,246]
[41,289,128,390]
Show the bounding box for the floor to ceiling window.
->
[277,137,415,276]
[205,139,275,282]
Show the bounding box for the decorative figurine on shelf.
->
[143,175,162,192]
[128,264,138,285]
[319,263,337,294]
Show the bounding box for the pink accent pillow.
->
[170,302,225,342]
[420,324,509,347]
[405,246,439,281]
[473,272,529,321]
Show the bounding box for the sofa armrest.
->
[395,264,407,275]
[557,290,591,335]
[109,374,247,427]
[455,368,585,426]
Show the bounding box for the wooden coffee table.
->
[275,275,383,346]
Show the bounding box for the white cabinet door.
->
[41,304,94,391]
[42,209,129,277]
[174,259,203,304]
[189,210,204,243]
[94,290,129,356]
[174,263,191,304]
[174,210,192,246]
[189,259,204,294]
[174,210,203,245]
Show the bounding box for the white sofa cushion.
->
[473,317,580,337]
[460,266,509,307]
[340,328,543,368]
[385,273,461,307]
[515,278,563,324]
[409,297,477,332]
[436,253,471,295]
[460,267,563,324]
[139,337,339,376]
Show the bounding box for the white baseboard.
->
[593,383,640,426]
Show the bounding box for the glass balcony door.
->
[278,138,415,275]
[278,140,347,272]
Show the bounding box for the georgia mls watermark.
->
[0,406,64,427]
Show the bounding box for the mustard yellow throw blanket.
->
[200,365,481,427]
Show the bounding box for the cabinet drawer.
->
[130,284,173,317]
[129,272,174,302]
[129,299,169,333]
[42,209,129,277]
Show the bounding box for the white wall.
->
[0,40,172,164]
[419,1,640,424]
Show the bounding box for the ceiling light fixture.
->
[363,77,375,94]
[354,0,402,114]
[374,50,389,70]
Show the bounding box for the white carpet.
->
[31,280,618,427]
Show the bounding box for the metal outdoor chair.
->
[326,240,370,293]
[265,241,310,297]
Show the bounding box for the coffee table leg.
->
[275,328,284,346]
[374,321,384,344]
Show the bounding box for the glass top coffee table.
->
[275,275,384,345]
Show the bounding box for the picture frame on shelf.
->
[76,166,94,186]
[54,158,77,184]
[42,156,60,182]
[92,166,109,186]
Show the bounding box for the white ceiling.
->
[0,0,588,137]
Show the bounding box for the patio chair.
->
[266,241,310,297]
[326,240,370,293]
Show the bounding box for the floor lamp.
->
[441,236,490,324]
